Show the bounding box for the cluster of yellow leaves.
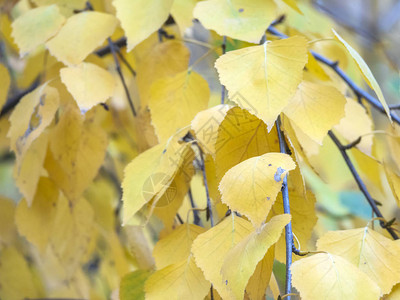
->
[1,0,400,299]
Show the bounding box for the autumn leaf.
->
[215,36,308,129]
[219,152,295,227]
[113,0,173,51]
[221,214,291,299]
[192,215,253,299]
[317,227,400,294]
[46,11,118,65]
[11,5,65,56]
[194,0,277,43]
[60,62,116,113]
[291,253,381,300]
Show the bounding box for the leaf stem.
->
[188,188,203,226]
[328,130,398,239]
[221,36,226,104]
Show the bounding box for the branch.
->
[275,116,294,299]
[220,36,226,104]
[107,37,137,117]
[328,130,398,239]
[188,188,203,226]
[267,26,400,126]
[198,145,214,227]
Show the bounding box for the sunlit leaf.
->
[11,5,65,56]
[194,0,277,43]
[113,0,174,52]
[149,70,210,142]
[317,227,400,294]
[192,215,253,299]
[46,11,118,65]
[333,29,391,121]
[221,214,290,299]
[60,62,115,113]
[215,36,308,129]
[283,81,346,144]
[0,63,10,110]
[292,253,381,300]
[219,153,295,226]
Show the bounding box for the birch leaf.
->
[192,215,253,299]
[171,0,197,35]
[0,63,10,110]
[283,81,346,144]
[60,62,115,113]
[221,214,291,299]
[46,11,118,65]
[333,29,391,121]
[153,224,206,269]
[194,0,277,43]
[11,5,65,56]
[144,256,210,300]
[149,70,210,142]
[122,138,194,225]
[292,253,381,300]
[120,270,151,300]
[44,105,108,202]
[113,0,174,52]
[219,153,295,227]
[317,227,400,294]
[215,36,308,129]
[215,106,280,180]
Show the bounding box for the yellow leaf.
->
[279,0,303,14]
[0,247,41,300]
[334,98,373,155]
[317,227,400,294]
[385,166,400,207]
[11,5,65,56]
[60,62,115,113]
[384,283,400,300]
[283,81,346,144]
[271,190,317,262]
[0,63,10,110]
[50,196,94,276]
[14,132,49,205]
[15,177,58,252]
[153,224,206,269]
[192,215,253,299]
[171,0,197,35]
[136,41,190,108]
[215,106,280,180]
[44,105,108,202]
[333,29,391,121]
[113,0,174,52]
[291,253,381,300]
[149,70,210,142]
[215,36,308,129]
[219,153,295,226]
[120,270,151,300]
[8,82,59,159]
[194,0,277,43]
[191,104,232,156]
[122,138,194,225]
[124,226,155,270]
[245,247,275,300]
[0,197,17,246]
[32,0,86,11]
[144,256,210,300]
[46,11,118,65]
[221,214,290,299]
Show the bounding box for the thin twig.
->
[221,36,227,104]
[188,188,203,226]
[198,145,214,227]
[116,50,136,77]
[328,130,398,239]
[275,116,294,299]
[267,26,400,125]
[107,37,137,117]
